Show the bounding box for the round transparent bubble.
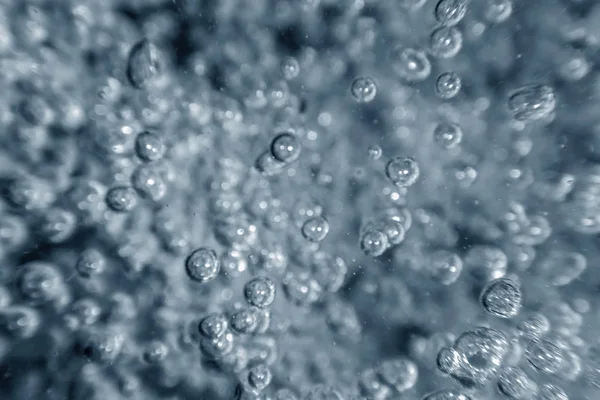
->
[480,278,522,318]
[379,219,406,246]
[428,250,463,285]
[464,245,507,280]
[497,367,537,399]
[38,208,77,243]
[221,249,249,279]
[350,76,378,103]
[248,364,272,392]
[435,72,462,100]
[454,327,509,376]
[282,272,322,306]
[359,367,391,399]
[127,39,164,89]
[525,339,565,374]
[325,299,361,338]
[0,306,40,339]
[360,228,389,257]
[386,156,420,187]
[76,248,106,278]
[434,122,463,149]
[135,131,166,162]
[517,313,550,339]
[368,145,382,160]
[271,132,302,163]
[390,47,432,82]
[199,313,229,339]
[538,250,586,287]
[435,0,468,26]
[185,247,221,283]
[255,151,287,176]
[281,57,300,80]
[18,262,65,306]
[437,346,466,375]
[244,277,276,308]
[105,186,138,212]
[536,383,568,400]
[311,252,347,293]
[507,84,556,122]
[131,164,167,202]
[302,216,330,242]
[429,26,463,59]
[422,389,472,400]
[231,308,258,334]
[143,340,169,364]
[70,298,102,326]
[200,332,234,360]
[484,0,513,23]
[378,358,418,392]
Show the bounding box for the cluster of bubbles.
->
[2,0,600,399]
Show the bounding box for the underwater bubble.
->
[430,26,463,59]
[507,84,556,122]
[126,39,163,89]
[302,216,330,242]
[271,132,302,163]
[525,339,565,374]
[435,0,468,26]
[386,157,420,187]
[360,228,389,257]
[105,186,138,212]
[351,76,378,103]
[135,131,166,162]
[390,47,432,82]
[185,248,221,283]
[428,250,463,285]
[199,313,229,339]
[435,72,462,100]
[480,278,522,318]
[244,277,276,309]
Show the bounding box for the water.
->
[0,1,599,399]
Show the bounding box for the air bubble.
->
[430,26,463,59]
[507,84,556,122]
[126,39,163,89]
[435,0,468,26]
[135,131,166,162]
[390,47,432,82]
[105,186,138,212]
[480,278,522,318]
[386,157,420,187]
[434,122,463,148]
[351,76,378,103]
[435,72,462,99]
[271,132,302,163]
[185,248,221,283]
[302,216,330,242]
[244,277,276,308]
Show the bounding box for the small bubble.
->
[360,228,389,257]
[484,0,513,23]
[368,145,382,160]
[105,186,138,212]
[302,216,330,242]
[496,367,537,399]
[428,250,463,285]
[230,308,258,334]
[126,39,163,89]
[422,389,472,400]
[518,313,550,339]
[536,383,568,400]
[390,47,432,82]
[143,340,169,364]
[185,248,220,283]
[386,157,420,187]
[435,72,462,99]
[76,249,106,278]
[526,339,564,374]
[378,358,419,392]
[199,313,229,339]
[435,0,468,26]
[351,76,378,103]
[244,277,276,308]
[247,364,272,392]
[434,122,463,148]
[480,278,522,318]
[281,57,300,80]
[135,131,166,162]
[430,26,463,59]
[507,84,556,122]
[131,164,167,202]
[271,132,302,163]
